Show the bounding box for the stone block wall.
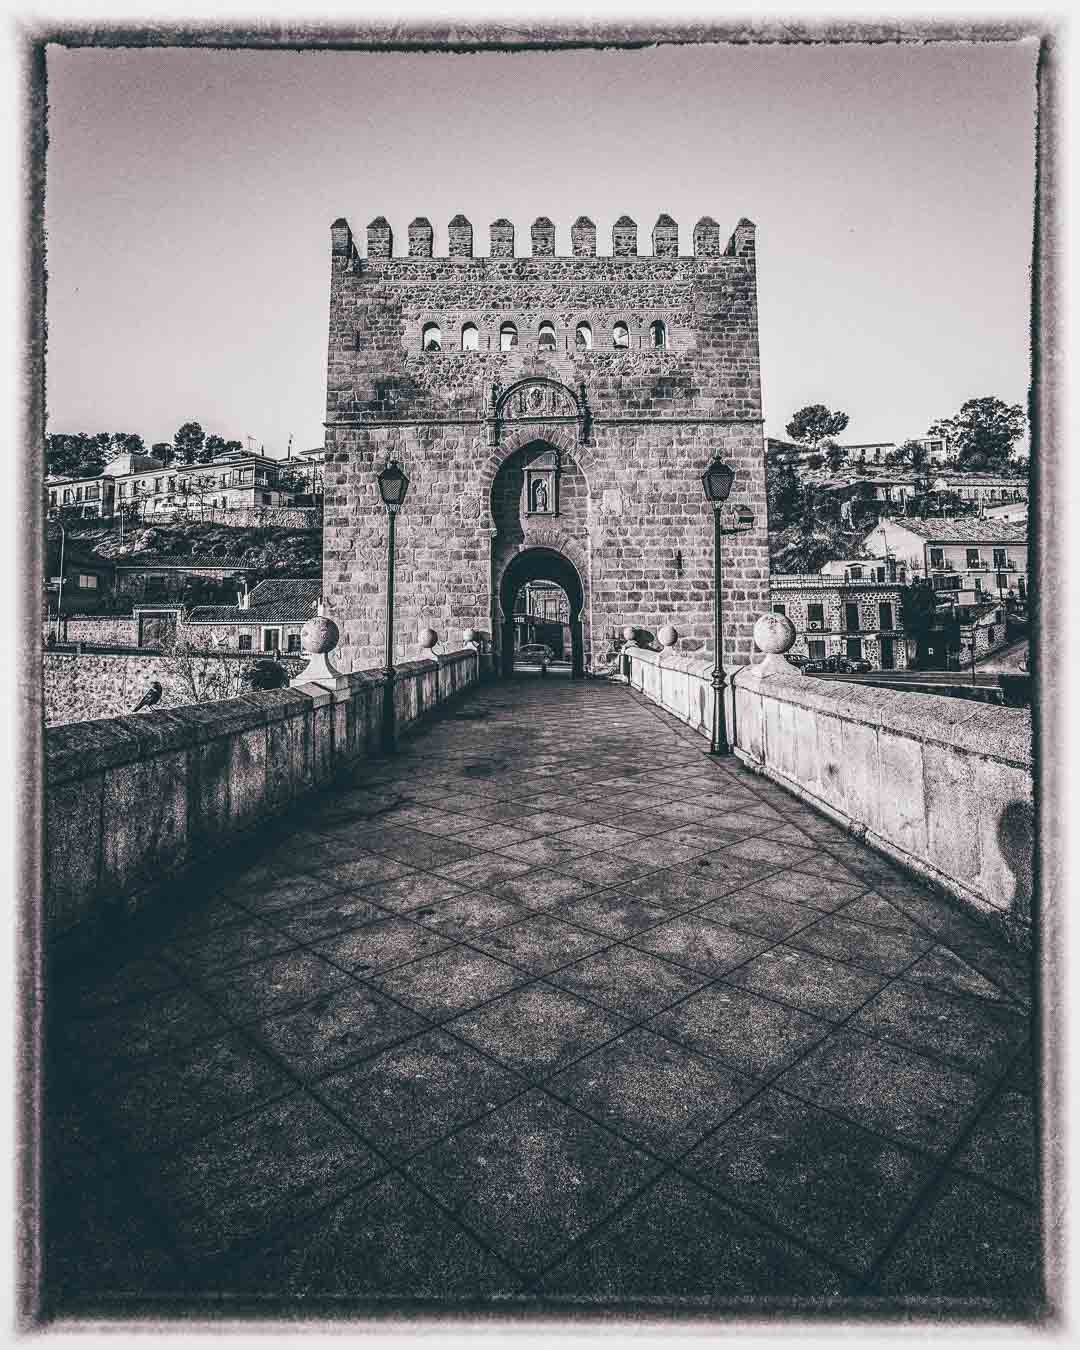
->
[625,645,1033,944]
[44,650,306,726]
[322,214,767,674]
[45,648,479,955]
[47,615,139,646]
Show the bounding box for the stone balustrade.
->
[45,646,478,958]
[623,629,1033,944]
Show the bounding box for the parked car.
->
[516,643,554,663]
[803,658,828,673]
[785,652,809,668]
[836,656,873,673]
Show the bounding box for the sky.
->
[43,39,1038,458]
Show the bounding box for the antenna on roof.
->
[286,434,293,460]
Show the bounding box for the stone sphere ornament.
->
[418,627,439,651]
[753,612,796,654]
[752,611,801,676]
[657,625,679,649]
[301,613,340,655]
[462,628,476,645]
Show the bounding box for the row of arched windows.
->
[421,319,667,354]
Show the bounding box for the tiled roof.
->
[115,553,259,570]
[886,519,1027,543]
[186,578,322,625]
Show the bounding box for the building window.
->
[422,322,442,352]
[538,321,556,351]
[238,634,252,651]
[974,577,982,592]
[772,603,786,617]
[846,637,862,659]
[287,634,301,653]
[154,477,163,491]
[845,603,860,632]
[649,320,666,349]
[807,603,824,628]
[461,322,479,352]
[77,574,98,589]
[808,640,826,660]
[612,322,630,349]
[62,489,72,504]
[848,565,863,580]
[262,628,280,652]
[993,548,1007,569]
[879,602,893,630]
[929,548,944,569]
[575,322,592,350]
[966,548,982,569]
[988,625,996,644]
[499,322,518,351]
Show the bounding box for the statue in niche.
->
[491,380,501,414]
[532,479,549,513]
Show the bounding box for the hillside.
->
[768,520,868,574]
[54,518,323,575]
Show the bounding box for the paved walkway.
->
[45,675,1040,1321]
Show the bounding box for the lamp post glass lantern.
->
[377,460,410,750]
[701,457,753,756]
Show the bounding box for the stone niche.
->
[523,449,558,518]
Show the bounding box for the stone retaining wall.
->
[44,650,307,726]
[624,644,1034,943]
[45,649,479,955]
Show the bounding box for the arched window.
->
[649,320,667,349]
[461,322,479,352]
[422,322,442,352]
[500,322,518,352]
[575,322,592,350]
[538,321,556,352]
[613,322,630,349]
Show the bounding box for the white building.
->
[870,517,1028,605]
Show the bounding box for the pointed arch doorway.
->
[498,547,585,679]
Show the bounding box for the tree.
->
[825,443,846,473]
[927,397,1026,471]
[200,434,226,463]
[767,462,803,529]
[174,421,206,465]
[786,404,850,451]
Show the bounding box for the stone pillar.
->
[571,216,596,257]
[531,217,555,256]
[366,216,393,259]
[612,216,638,257]
[652,214,679,258]
[693,216,721,257]
[448,214,473,258]
[489,218,515,258]
[408,217,433,257]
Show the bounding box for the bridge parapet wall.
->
[45,648,478,959]
[624,645,1033,944]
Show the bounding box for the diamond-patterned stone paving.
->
[44,675,1041,1319]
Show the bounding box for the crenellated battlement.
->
[336,214,754,261]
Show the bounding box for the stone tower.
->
[322,212,767,675]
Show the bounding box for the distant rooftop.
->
[186,577,322,624]
[882,518,1027,543]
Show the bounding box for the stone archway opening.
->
[498,547,585,679]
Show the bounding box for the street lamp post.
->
[701,457,754,757]
[376,459,410,752]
